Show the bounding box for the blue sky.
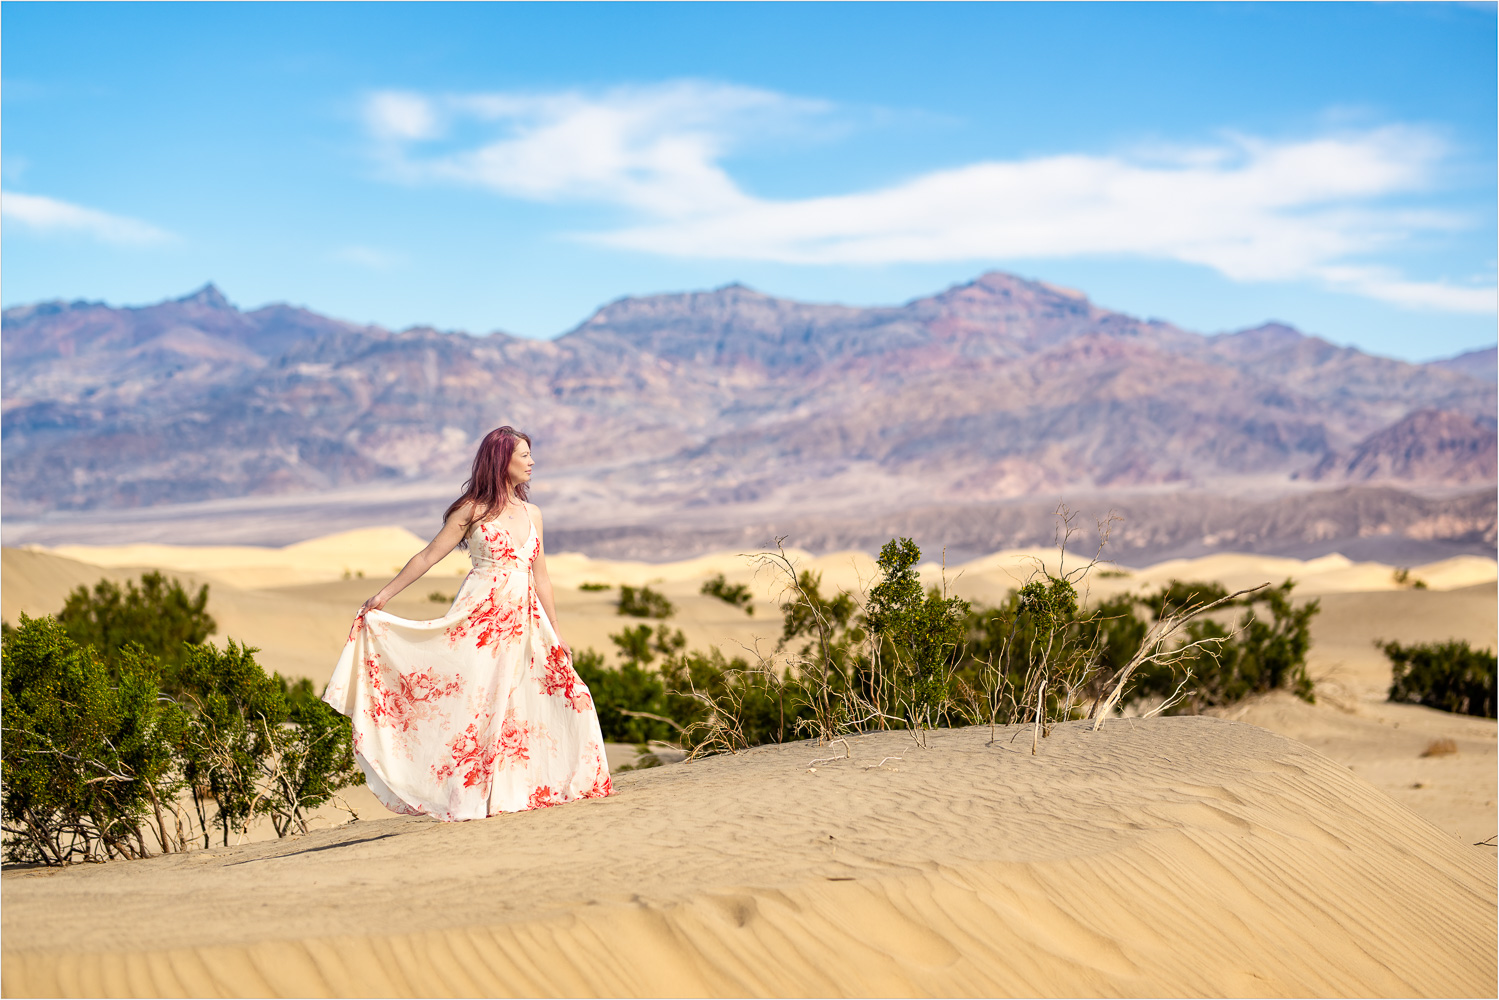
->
[3,2,1495,361]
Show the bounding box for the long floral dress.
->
[321,516,612,821]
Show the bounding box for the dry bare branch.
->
[1091,583,1269,730]
[808,738,851,766]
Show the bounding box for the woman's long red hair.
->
[444,426,530,535]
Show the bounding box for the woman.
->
[322,426,612,820]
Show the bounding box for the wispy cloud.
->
[2,190,174,245]
[1314,265,1496,312]
[331,244,406,271]
[366,81,828,218]
[365,82,1495,314]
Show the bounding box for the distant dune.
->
[3,720,1494,997]
[7,531,1494,690]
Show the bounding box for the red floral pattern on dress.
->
[449,591,527,650]
[538,645,593,712]
[477,522,520,564]
[495,708,538,769]
[432,716,499,788]
[580,748,614,799]
[527,785,565,809]
[364,657,464,732]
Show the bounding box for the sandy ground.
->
[2,720,1494,996]
[3,534,1495,996]
[3,535,1494,845]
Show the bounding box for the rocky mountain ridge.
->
[3,272,1494,559]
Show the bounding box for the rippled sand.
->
[3,535,1495,996]
[3,720,1494,997]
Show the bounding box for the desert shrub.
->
[274,687,363,833]
[780,570,859,659]
[1382,639,1496,718]
[2,609,362,863]
[1082,594,1150,683]
[56,572,216,688]
[574,525,1318,761]
[660,648,813,753]
[864,538,969,728]
[617,585,676,619]
[1392,568,1428,590]
[610,623,686,664]
[578,609,819,754]
[1138,580,1230,621]
[173,640,288,845]
[573,647,677,744]
[578,582,612,592]
[949,568,1117,739]
[176,640,361,844]
[1109,580,1317,713]
[701,573,754,615]
[1,615,187,864]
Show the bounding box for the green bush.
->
[56,571,216,690]
[573,648,677,745]
[660,647,811,752]
[2,595,361,864]
[578,613,818,753]
[1,615,187,864]
[864,538,969,725]
[574,540,1322,761]
[609,622,686,664]
[175,640,358,845]
[780,570,859,656]
[949,571,1111,734]
[1110,580,1317,713]
[701,573,754,615]
[617,584,676,618]
[1382,640,1496,718]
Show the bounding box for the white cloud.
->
[365,92,439,141]
[366,82,1496,314]
[366,82,826,217]
[2,191,174,245]
[1315,265,1497,312]
[332,244,406,270]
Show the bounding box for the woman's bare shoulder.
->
[449,499,481,525]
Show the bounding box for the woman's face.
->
[507,441,534,489]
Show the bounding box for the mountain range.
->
[3,273,1494,561]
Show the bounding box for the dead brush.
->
[1090,584,1268,730]
[954,506,1121,753]
[1420,738,1458,758]
[747,539,895,747]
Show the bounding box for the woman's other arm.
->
[528,504,568,654]
[361,503,473,613]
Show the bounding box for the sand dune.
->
[45,526,474,589]
[1219,690,1497,845]
[3,719,1494,997]
[16,532,1494,679]
[4,533,1495,851]
[4,535,1495,995]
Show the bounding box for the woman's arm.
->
[361,503,473,613]
[528,504,567,653]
